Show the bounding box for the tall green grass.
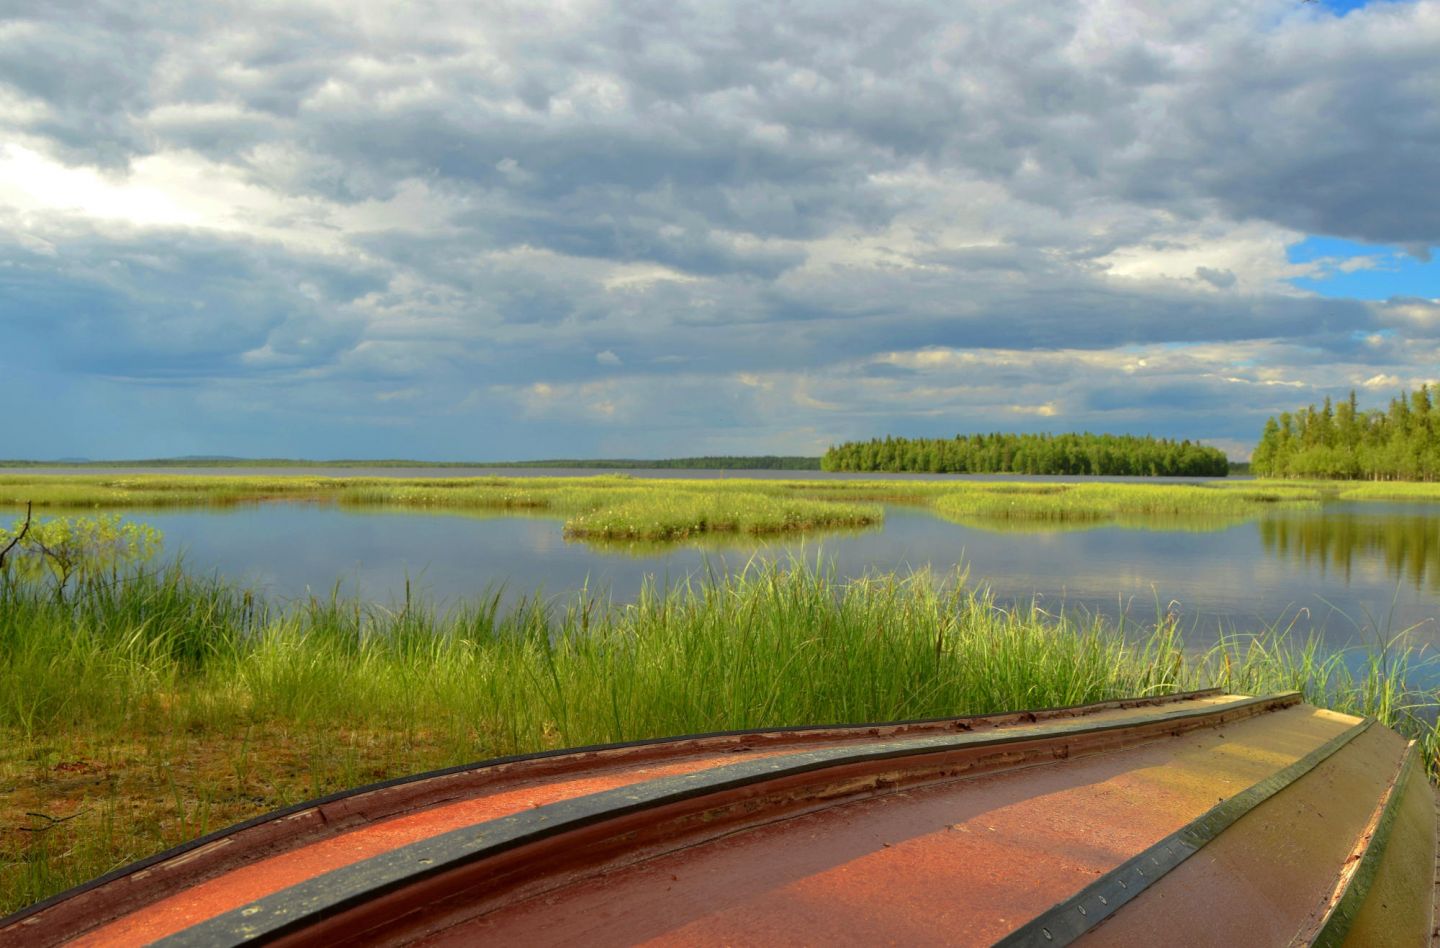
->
[935,482,1321,523]
[0,561,1181,749]
[0,474,1341,550]
[1336,482,1440,503]
[2,557,1436,912]
[0,475,883,543]
[563,491,881,540]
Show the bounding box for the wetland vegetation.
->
[0,473,1371,539]
[0,475,883,541]
[2,551,1437,913]
[933,482,1323,524]
[4,474,1440,912]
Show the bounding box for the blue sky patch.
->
[1289,236,1440,300]
[1317,0,1388,13]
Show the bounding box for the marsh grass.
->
[1336,482,1440,503]
[941,512,1260,535]
[1,475,1339,550]
[934,482,1322,523]
[1,475,878,542]
[2,557,1437,913]
[563,491,882,540]
[0,475,341,509]
[577,524,882,557]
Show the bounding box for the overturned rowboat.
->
[3,689,1435,946]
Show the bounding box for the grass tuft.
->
[2,557,1436,912]
[562,491,881,540]
[935,482,1321,523]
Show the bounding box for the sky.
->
[1,0,1438,462]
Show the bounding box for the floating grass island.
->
[934,482,1324,524]
[2,473,1416,547]
[561,490,881,540]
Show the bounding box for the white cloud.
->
[1377,298,1440,332]
[1010,402,1059,417]
[0,144,205,228]
[1099,220,1308,294]
[2,0,1438,458]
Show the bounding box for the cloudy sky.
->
[2,0,1437,461]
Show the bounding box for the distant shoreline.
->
[0,456,824,471]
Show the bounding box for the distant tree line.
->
[821,433,1228,476]
[1251,385,1439,480]
[493,456,822,470]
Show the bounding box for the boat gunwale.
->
[148,691,1303,948]
[0,687,1223,932]
[1310,740,1424,946]
[993,717,1376,947]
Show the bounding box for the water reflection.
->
[570,523,882,557]
[1259,505,1440,592]
[56,500,1440,651]
[940,512,1256,536]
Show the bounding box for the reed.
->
[0,475,1336,548]
[2,558,1436,912]
[934,482,1321,522]
[0,475,880,541]
[563,491,881,539]
[1335,482,1440,503]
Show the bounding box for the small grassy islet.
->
[934,482,1324,524]
[0,473,1407,543]
[562,490,881,540]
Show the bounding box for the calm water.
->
[105,498,1440,652]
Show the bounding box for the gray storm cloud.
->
[0,0,1437,458]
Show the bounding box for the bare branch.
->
[0,500,33,570]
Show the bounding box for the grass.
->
[0,474,1347,546]
[563,491,881,540]
[2,557,1437,913]
[934,482,1322,524]
[0,476,880,542]
[1336,482,1440,503]
[940,512,1263,535]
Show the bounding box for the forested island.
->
[821,433,1229,476]
[1252,385,1439,480]
[485,456,822,470]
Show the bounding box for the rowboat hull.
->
[3,689,1434,946]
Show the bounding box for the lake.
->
[74,481,1438,653]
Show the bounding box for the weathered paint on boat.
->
[2,689,1433,946]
